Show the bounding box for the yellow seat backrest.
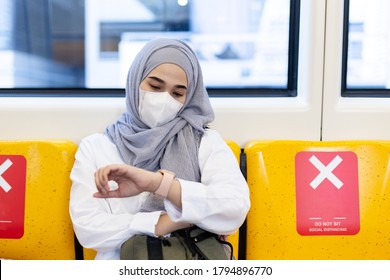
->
[0,140,77,259]
[83,140,243,260]
[244,140,390,259]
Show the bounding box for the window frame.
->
[0,0,300,98]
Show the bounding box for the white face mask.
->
[138,89,183,128]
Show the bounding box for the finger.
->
[106,165,127,181]
[93,191,106,198]
[94,169,104,190]
[93,188,121,199]
[94,167,110,197]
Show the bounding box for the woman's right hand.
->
[93,164,162,198]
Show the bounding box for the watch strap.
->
[155,169,176,198]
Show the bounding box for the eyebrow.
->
[148,76,187,90]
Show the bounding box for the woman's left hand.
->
[155,214,191,236]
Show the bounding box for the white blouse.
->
[69,129,250,260]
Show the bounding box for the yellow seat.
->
[244,140,390,259]
[0,140,77,259]
[82,140,243,260]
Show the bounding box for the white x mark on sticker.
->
[0,159,13,192]
[309,155,343,189]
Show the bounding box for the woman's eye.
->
[173,92,183,97]
[150,85,161,90]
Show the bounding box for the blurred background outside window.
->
[0,0,291,90]
[346,0,390,90]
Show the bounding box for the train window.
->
[0,0,299,97]
[342,0,390,97]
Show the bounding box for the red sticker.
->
[0,155,27,239]
[295,151,360,236]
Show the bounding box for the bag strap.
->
[185,226,234,260]
[188,230,218,243]
[147,236,163,260]
[218,239,234,260]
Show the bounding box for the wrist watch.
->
[155,169,176,198]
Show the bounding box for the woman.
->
[69,38,250,260]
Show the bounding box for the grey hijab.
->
[105,38,215,185]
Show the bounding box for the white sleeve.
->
[69,138,161,253]
[164,130,250,235]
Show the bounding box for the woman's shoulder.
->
[202,128,223,141]
[200,129,227,149]
[78,133,114,148]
